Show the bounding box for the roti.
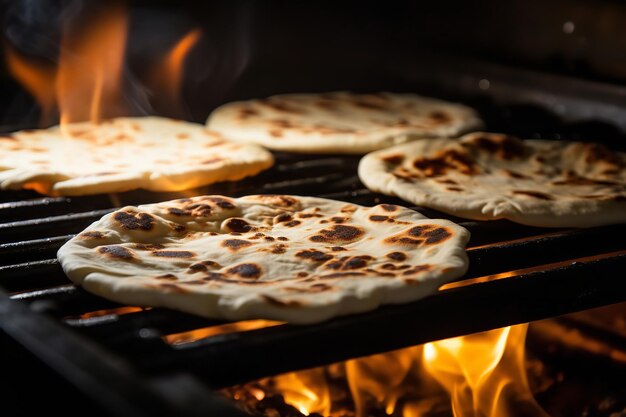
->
[57,195,470,324]
[358,132,626,227]
[206,92,483,154]
[0,116,274,196]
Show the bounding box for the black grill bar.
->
[140,253,626,388]
[0,290,249,417]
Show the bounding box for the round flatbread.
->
[358,132,626,227]
[0,116,274,196]
[206,92,483,154]
[57,195,470,324]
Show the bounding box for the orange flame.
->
[422,324,549,417]
[273,369,331,416]
[228,324,550,416]
[4,6,200,126]
[4,48,56,121]
[56,4,128,125]
[154,29,202,106]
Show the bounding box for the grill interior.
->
[1,61,626,417]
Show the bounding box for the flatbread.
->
[57,195,470,324]
[206,92,483,154]
[358,132,626,227]
[0,116,274,196]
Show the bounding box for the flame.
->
[422,324,549,417]
[273,368,331,416]
[56,4,128,125]
[163,319,282,346]
[4,47,56,121]
[346,348,418,417]
[5,6,199,126]
[153,29,202,107]
[227,324,551,416]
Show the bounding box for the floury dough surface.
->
[58,195,470,324]
[0,116,274,195]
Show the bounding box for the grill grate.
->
[2,79,626,414]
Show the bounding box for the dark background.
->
[2,0,626,127]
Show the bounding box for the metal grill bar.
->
[2,75,626,415]
[135,253,626,387]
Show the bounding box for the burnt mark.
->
[513,190,554,200]
[264,236,276,242]
[152,250,195,258]
[467,135,525,160]
[113,211,155,231]
[80,231,105,239]
[385,224,450,246]
[297,272,309,277]
[271,243,288,254]
[238,107,259,118]
[369,215,389,222]
[185,203,212,216]
[277,236,290,241]
[413,149,478,177]
[227,263,262,279]
[382,154,405,165]
[155,274,178,281]
[298,212,323,219]
[97,245,135,260]
[386,251,407,261]
[447,187,464,192]
[330,217,347,223]
[222,239,254,251]
[133,243,165,251]
[331,246,347,251]
[168,207,192,216]
[208,197,236,210]
[325,255,373,270]
[269,129,283,138]
[428,110,451,123]
[187,260,221,273]
[295,249,333,262]
[261,195,298,207]
[310,225,364,243]
[381,204,398,212]
[275,213,293,223]
[225,218,253,233]
[284,220,301,227]
[423,228,452,244]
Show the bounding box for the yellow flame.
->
[273,368,331,416]
[423,324,549,417]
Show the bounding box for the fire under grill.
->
[1,62,626,417]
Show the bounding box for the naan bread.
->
[57,195,470,324]
[358,132,626,227]
[206,92,483,154]
[0,117,274,196]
